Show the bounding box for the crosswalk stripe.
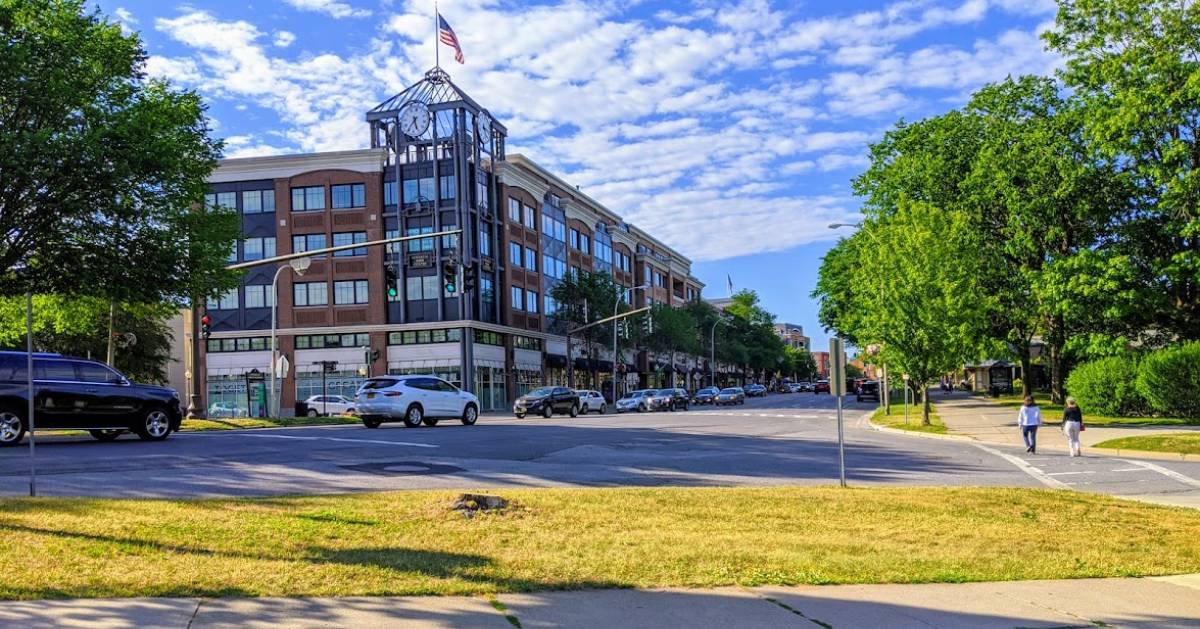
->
[971,443,1069,489]
[241,433,438,448]
[1120,459,1200,489]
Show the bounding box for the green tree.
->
[787,346,818,382]
[0,0,237,301]
[1047,0,1200,340]
[0,296,177,383]
[643,303,698,388]
[548,270,621,386]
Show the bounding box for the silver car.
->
[615,390,656,413]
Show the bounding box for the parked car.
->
[574,390,608,414]
[797,382,814,392]
[745,383,768,397]
[787,383,803,393]
[814,380,831,394]
[692,387,719,405]
[208,401,247,418]
[615,389,657,413]
[0,351,183,445]
[715,387,745,405]
[856,380,881,403]
[667,388,690,411]
[512,386,580,419]
[355,375,479,427]
[645,389,674,411]
[302,394,355,417]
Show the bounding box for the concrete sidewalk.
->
[929,392,1200,459]
[3,575,1198,628]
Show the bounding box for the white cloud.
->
[282,0,371,19]
[273,31,297,48]
[114,7,138,34]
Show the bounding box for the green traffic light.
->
[387,287,397,297]
[446,282,456,294]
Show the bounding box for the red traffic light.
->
[200,315,211,325]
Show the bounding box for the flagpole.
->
[434,0,439,68]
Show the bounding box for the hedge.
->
[1136,342,1200,419]
[1066,355,1147,417]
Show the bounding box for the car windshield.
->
[527,387,555,397]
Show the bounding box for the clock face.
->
[398,101,430,137]
[475,112,492,143]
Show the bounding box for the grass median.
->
[1094,433,1200,456]
[181,416,361,431]
[870,404,947,434]
[4,486,1199,600]
[988,394,1197,427]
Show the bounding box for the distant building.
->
[774,323,809,351]
[812,351,830,378]
[706,297,734,312]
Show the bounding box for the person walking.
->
[1062,397,1084,457]
[1017,396,1042,453]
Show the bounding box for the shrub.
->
[1066,356,1147,417]
[1136,342,1200,419]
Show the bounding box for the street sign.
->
[829,338,847,396]
[275,354,289,379]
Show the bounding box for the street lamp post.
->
[829,222,891,414]
[710,318,726,389]
[612,284,648,403]
[270,257,311,418]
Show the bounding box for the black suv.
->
[667,388,690,411]
[856,380,881,403]
[0,351,183,445]
[513,386,580,418]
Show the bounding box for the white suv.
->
[303,395,355,417]
[355,375,480,428]
[574,390,608,414]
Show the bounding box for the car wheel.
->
[89,429,123,442]
[569,404,579,418]
[461,404,478,426]
[402,404,424,428]
[136,407,173,441]
[515,413,526,419]
[542,405,553,419]
[682,403,689,411]
[307,409,319,417]
[362,417,383,429]
[0,408,26,447]
[638,404,647,413]
[421,416,439,427]
[599,404,607,414]
[581,404,589,414]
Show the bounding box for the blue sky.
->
[98,0,1059,350]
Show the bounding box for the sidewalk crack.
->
[185,600,203,629]
[753,593,833,628]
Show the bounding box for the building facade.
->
[196,67,702,415]
[812,351,831,379]
[774,323,809,351]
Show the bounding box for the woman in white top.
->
[1017,396,1042,454]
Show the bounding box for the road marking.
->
[1111,467,1147,473]
[1045,471,1096,476]
[1120,459,1200,489]
[241,434,438,448]
[970,443,1069,489]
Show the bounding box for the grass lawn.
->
[181,415,361,431]
[871,404,947,434]
[986,394,1197,427]
[1094,433,1200,456]
[4,487,1198,600]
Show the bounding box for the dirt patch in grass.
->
[1,487,1198,600]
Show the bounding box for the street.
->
[4,393,1199,504]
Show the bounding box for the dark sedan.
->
[691,387,719,405]
[0,351,182,445]
[856,380,881,402]
[513,386,579,418]
[745,384,768,397]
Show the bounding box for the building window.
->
[523,205,535,229]
[474,329,503,346]
[295,333,370,349]
[242,190,275,213]
[441,225,458,251]
[478,229,491,257]
[405,226,434,252]
[511,286,524,310]
[542,215,566,241]
[543,255,565,279]
[291,186,325,212]
[205,191,237,210]
[331,183,365,209]
[292,233,327,255]
[655,271,666,287]
[644,265,653,284]
[403,177,435,204]
[244,285,276,309]
[526,290,539,313]
[508,198,521,223]
[242,237,276,262]
[384,181,398,205]
[524,247,537,272]
[388,328,462,345]
[334,280,369,305]
[509,242,522,267]
[211,288,239,310]
[514,335,541,351]
[332,232,368,257]
[580,233,590,254]
[595,240,612,264]
[440,175,456,200]
[569,229,579,250]
[544,295,558,315]
[206,337,270,353]
[293,282,328,306]
[405,275,440,301]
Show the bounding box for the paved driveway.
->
[0,393,1198,505]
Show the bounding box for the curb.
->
[865,418,1197,462]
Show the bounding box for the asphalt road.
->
[2,393,1199,504]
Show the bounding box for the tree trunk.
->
[921,385,931,426]
[1048,316,1065,404]
[1018,344,1033,398]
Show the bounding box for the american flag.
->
[438,14,464,64]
